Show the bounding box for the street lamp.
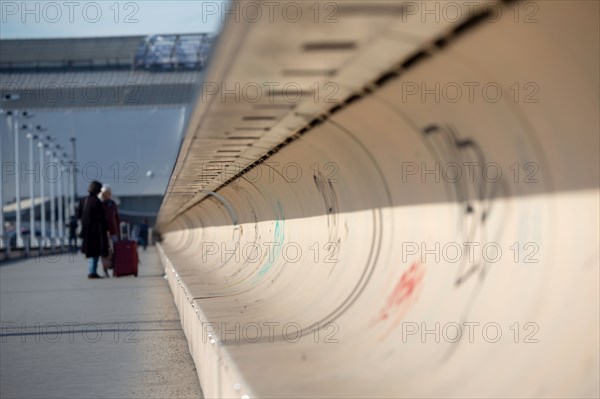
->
[10,111,23,248]
[2,94,20,102]
[38,140,48,247]
[70,137,77,203]
[46,149,57,246]
[54,147,65,246]
[62,152,73,219]
[0,110,9,249]
[11,112,20,247]
[63,152,75,245]
[0,98,20,249]
[11,111,34,248]
[60,155,71,247]
[23,124,46,248]
[25,130,38,247]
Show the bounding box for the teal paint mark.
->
[256,200,285,279]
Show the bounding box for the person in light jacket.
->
[99,184,121,277]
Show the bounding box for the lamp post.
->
[61,153,69,245]
[54,149,65,246]
[62,152,72,219]
[25,131,38,247]
[13,111,33,248]
[55,150,70,246]
[1,95,21,249]
[46,149,57,246]
[23,124,46,248]
[50,146,66,246]
[13,111,22,248]
[0,111,7,249]
[70,137,78,209]
[61,157,70,246]
[0,123,3,249]
[38,140,48,247]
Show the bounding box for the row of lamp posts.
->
[1,107,78,251]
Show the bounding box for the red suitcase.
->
[113,223,139,277]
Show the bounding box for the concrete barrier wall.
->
[158,1,599,397]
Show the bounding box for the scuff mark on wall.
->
[377,261,426,341]
[314,172,341,275]
[255,200,285,280]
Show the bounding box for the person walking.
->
[138,219,150,251]
[78,181,109,279]
[67,215,78,252]
[99,185,120,277]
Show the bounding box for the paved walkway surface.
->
[0,247,203,399]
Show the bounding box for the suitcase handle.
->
[119,222,131,241]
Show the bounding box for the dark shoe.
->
[88,273,103,279]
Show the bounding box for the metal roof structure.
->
[0,34,213,109]
[0,36,142,68]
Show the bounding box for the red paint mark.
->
[377,261,426,340]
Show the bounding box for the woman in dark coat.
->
[77,181,109,279]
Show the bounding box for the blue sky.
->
[1,0,224,39]
[1,107,189,200]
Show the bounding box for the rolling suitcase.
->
[113,222,139,277]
